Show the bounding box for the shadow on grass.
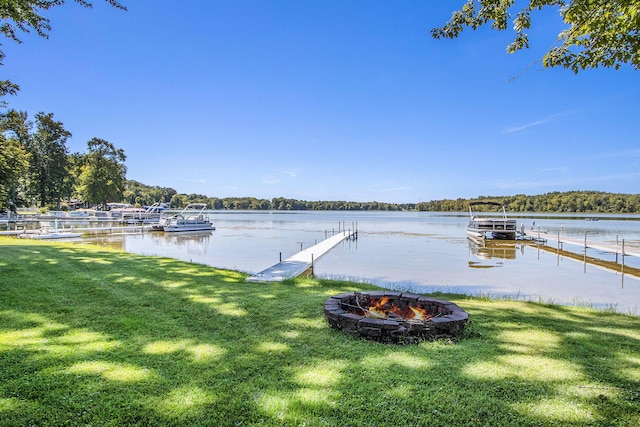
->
[1,239,639,426]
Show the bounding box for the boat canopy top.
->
[469,201,504,207]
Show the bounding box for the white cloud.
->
[504,119,554,134]
[503,111,573,134]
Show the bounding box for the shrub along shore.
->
[1,237,639,426]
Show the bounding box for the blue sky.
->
[4,1,639,203]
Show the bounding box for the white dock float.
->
[246,231,355,282]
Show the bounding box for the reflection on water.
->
[151,230,214,258]
[468,238,518,268]
[466,235,639,281]
[83,237,124,251]
[78,211,640,314]
[150,230,213,246]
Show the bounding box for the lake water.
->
[82,210,640,314]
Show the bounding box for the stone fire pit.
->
[324,291,468,344]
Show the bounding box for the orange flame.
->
[365,297,431,320]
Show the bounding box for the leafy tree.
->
[432,0,640,72]
[123,180,177,206]
[65,151,86,202]
[0,110,30,210]
[0,53,19,107]
[77,138,126,205]
[210,197,223,210]
[0,110,72,209]
[26,112,72,208]
[170,193,189,209]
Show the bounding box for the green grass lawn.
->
[1,237,639,426]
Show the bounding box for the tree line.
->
[122,184,640,214]
[415,192,640,214]
[123,188,416,212]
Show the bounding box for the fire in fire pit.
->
[324,291,468,344]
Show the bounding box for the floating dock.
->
[0,224,149,236]
[523,228,640,258]
[246,230,356,282]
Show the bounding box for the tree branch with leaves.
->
[432,0,640,72]
[0,0,126,103]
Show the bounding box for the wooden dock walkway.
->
[0,224,148,237]
[523,229,640,258]
[246,230,356,282]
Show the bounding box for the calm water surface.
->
[85,211,640,314]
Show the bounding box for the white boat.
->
[162,203,215,232]
[20,220,82,240]
[151,205,178,231]
[118,203,164,225]
[107,203,135,220]
[150,215,170,231]
[467,201,517,240]
[138,203,164,225]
